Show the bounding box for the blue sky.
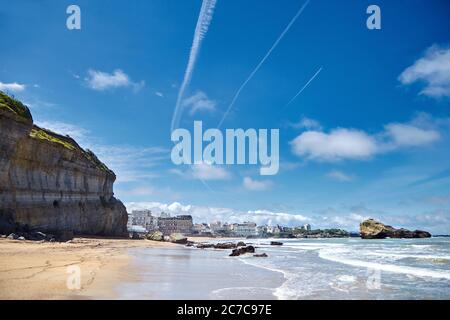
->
[1,0,450,232]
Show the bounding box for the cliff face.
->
[0,92,127,236]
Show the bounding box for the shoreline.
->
[0,237,179,300]
[0,236,238,300]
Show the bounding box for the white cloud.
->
[0,82,26,92]
[85,69,144,91]
[34,120,168,183]
[291,128,378,161]
[35,120,89,142]
[399,44,450,98]
[290,116,322,130]
[326,170,354,182]
[191,163,231,180]
[155,91,164,97]
[120,187,155,196]
[290,114,441,162]
[182,91,216,115]
[243,177,273,191]
[384,123,440,147]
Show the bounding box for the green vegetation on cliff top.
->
[0,91,32,120]
[29,126,113,174]
[0,91,113,175]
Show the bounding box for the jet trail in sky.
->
[285,66,322,107]
[217,0,310,128]
[171,0,217,132]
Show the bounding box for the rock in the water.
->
[229,246,256,257]
[196,243,215,249]
[236,241,246,247]
[185,241,195,247]
[270,241,283,246]
[169,233,188,244]
[360,219,431,239]
[254,253,268,258]
[214,242,237,249]
[146,231,164,241]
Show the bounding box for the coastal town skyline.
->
[1,1,450,234]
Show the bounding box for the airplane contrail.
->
[171,0,217,132]
[217,0,310,129]
[285,66,322,107]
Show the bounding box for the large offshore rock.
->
[0,92,128,237]
[360,219,431,239]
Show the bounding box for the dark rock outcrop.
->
[270,241,283,246]
[195,242,248,249]
[360,219,431,239]
[214,242,237,249]
[0,92,127,237]
[169,233,188,244]
[254,253,268,258]
[229,246,255,257]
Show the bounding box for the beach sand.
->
[0,237,180,300]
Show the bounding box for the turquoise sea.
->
[118,237,450,300]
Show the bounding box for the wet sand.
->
[0,237,177,300]
[116,244,284,300]
[0,236,275,300]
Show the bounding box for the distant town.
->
[127,210,357,239]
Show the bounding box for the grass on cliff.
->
[0,91,32,120]
[30,127,78,151]
[29,127,113,174]
[1,91,113,174]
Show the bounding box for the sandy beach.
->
[0,237,181,300]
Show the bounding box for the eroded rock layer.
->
[0,92,127,236]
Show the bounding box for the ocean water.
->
[118,237,450,300]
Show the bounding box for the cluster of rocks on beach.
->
[144,230,283,257]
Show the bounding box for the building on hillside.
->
[266,225,281,235]
[193,223,212,236]
[209,221,226,234]
[158,215,194,235]
[303,224,311,231]
[160,212,170,218]
[233,222,258,237]
[127,213,133,231]
[131,210,158,232]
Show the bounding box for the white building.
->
[127,213,133,231]
[233,222,258,237]
[193,223,212,235]
[266,225,281,235]
[210,221,228,234]
[131,210,158,232]
[303,224,311,231]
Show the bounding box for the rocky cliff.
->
[0,92,127,237]
[360,219,431,239]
